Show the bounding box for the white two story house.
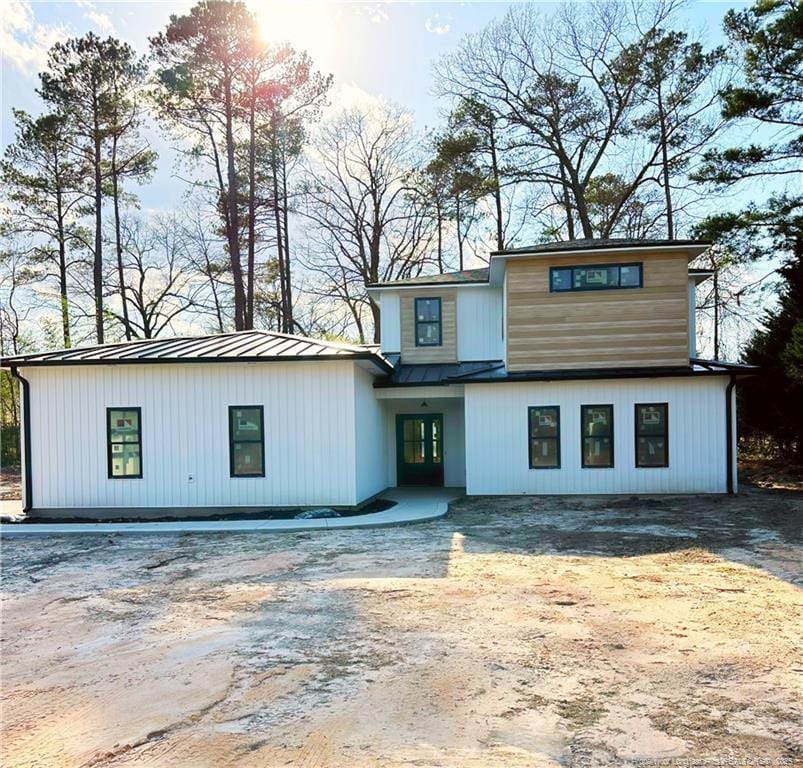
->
[2,239,754,517]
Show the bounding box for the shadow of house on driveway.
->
[446,487,803,588]
[1,486,801,768]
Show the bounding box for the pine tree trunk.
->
[224,70,246,330]
[713,270,720,359]
[92,93,104,344]
[270,127,288,333]
[489,123,504,250]
[246,92,256,330]
[436,200,443,273]
[560,165,575,240]
[111,144,131,340]
[54,175,71,348]
[456,195,463,271]
[658,84,674,240]
[281,144,293,333]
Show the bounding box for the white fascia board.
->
[689,271,715,285]
[355,358,393,377]
[367,283,490,299]
[374,384,465,400]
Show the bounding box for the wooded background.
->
[1,0,801,461]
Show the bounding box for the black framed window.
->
[529,406,560,469]
[415,297,442,346]
[582,405,614,468]
[635,403,668,467]
[550,263,643,292]
[229,405,265,477]
[107,407,142,479]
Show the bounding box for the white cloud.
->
[85,9,115,33]
[355,3,389,24]
[425,14,450,36]
[0,0,69,74]
[326,82,386,114]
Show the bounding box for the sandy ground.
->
[1,489,801,768]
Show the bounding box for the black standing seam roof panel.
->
[206,334,271,358]
[0,330,394,370]
[174,334,251,358]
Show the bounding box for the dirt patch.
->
[1,487,801,767]
[1,464,21,500]
[740,457,803,492]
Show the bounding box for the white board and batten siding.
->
[354,365,388,502]
[456,287,504,362]
[24,361,383,509]
[688,278,698,358]
[465,377,731,495]
[379,291,401,354]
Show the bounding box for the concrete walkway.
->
[0,487,463,537]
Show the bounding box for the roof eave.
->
[490,242,711,261]
[366,280,490,294]
[452,363,758,384]
[1,351,395,374]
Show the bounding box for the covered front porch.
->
[375,385,466,489]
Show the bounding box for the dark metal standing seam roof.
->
[374,359,756,387]
[491,238,711,256]
[0,330,394,372]
[367,267,490,288]
[375,360,505,387]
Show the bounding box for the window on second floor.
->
[550,263,643,292]
[415,297,442,346]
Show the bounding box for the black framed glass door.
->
[396,414,444,486]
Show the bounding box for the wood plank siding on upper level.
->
[400,288,458,364]
[506,251,690,371]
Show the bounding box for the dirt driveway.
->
[2,489,801,767]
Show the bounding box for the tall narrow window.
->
[582,405,614,468]
[529,406,560,469]
[107,407,142,479]
[415,297,442,346]
[635,403,668,467]
[229,406,265,477]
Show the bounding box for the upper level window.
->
[415,297,442,346]
[107,408,142,478]
[635,403,668,467]
[582,404,614,468]
[550,263,643,292]
[229,406,265,477]
[529,405,560,469]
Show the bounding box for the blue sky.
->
[2,0,751,216]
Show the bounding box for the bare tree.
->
[435,1,726,240]
[0,247,34,441]
[108,216,208,339]
[1,109,89,347]
[180,210,234,333]
[300,103,436,342]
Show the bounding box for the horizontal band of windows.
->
[549,263,643,293]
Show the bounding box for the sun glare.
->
[249,0,338,65]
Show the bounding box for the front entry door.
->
[396,414,444,486]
